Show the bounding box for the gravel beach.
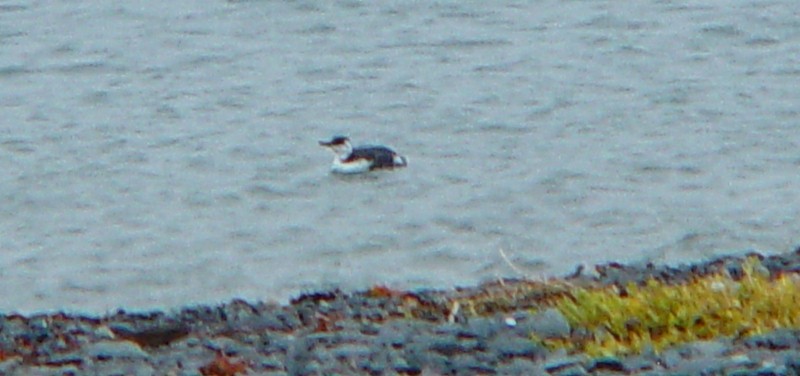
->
[3,249,800,375]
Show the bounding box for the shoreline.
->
[2,249,800,375]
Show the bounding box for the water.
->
[1,0,798,314]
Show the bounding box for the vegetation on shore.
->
[534,257,800,356]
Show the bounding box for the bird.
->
[319,136,408,174]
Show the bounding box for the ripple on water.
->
[2,0,799,313]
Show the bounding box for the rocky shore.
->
[3,249,800,375]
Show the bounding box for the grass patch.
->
[548,257,800,356]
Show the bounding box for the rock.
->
[659,349,683,369]
[204,336,250,355]
[742,329,800,350]
[620,354,657,372]
[330,344,372,360]
[109,323,190,348]
[449,354,494,375]
[586,357,625,373]
[544,356,586,373]
[551,364,588,376]
[426,336,462,357]
[91,361,156,376]
[258,311,302,332]
[785,355,800,374]
[463,317,502,340]
[92,325,116,340]
[378,323,412,349]
[85,340,148,360]
[681,340,730,358]
[14,365,81,376]
[497,358,541,375]
[41,351,84,368]
[0,357,21,375]
[521,308,570,339]
[488,337,545,361]
[668,358,727,375]
[392,357,421,375]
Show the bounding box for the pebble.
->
[544,356,587,373]
[742,329,800,350]
[522,308,571,339]
[586,357,626,373]
[488,336,545,361]
[551,365,589,376]
[496,358,540,375]
[2,251,800,375]
[85,340,148,360]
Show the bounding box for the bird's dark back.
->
[349,146,397,169]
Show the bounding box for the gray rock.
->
[544,356,586,373]
[426,336,463,356]
[85,340,148,360]
[90,361,156,376]
[459,338,483,352]
[551,364,588,376]
[258,355,286,372]
[92,324,116,340]
[450,354,494,374]
[680,340,730,358]
[0,358,21,375]
[41,351,84,368]
[392,357,421,375]
[378,324,409,349]
[203,336,250,355]
[416,352,452,374]
[659,349,683,369]
[668,358,726,375]
[497,358,540,375]
[488,337,545,360]
[521,308,571,339]
[742,329,800,350]
[259,311,302,332]
[330,343,372,360]
[464,317,503,340]
[12,365,81,376]
[586,357,625,373]
[621,354,658,372]
[785,353,800,369]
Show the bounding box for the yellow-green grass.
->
[546,257,800,356]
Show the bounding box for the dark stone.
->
[427,337,462,356]
[621,355,656,372]
[378,323,411,349]
[496,358,539,375]
[43,352,84,367]
[785,355,800,374]
[544,356,585,373]
[726,367,782,376]
[451,354,496,375]
[551,365,588,376]
[586,357,625,372]
[394,360,422,375]
[331,344,372,360]
[291,290,341,305]
[742,329,800,350]
[110,323,190,348]
[488,337,545,361]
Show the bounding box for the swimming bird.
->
[319,136,408,174]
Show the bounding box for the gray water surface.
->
[1,0,799,313]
